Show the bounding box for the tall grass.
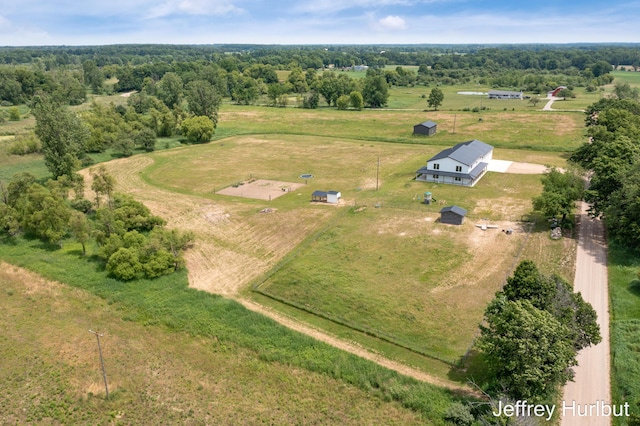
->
[0,237,459,423]
[609,243,640,424]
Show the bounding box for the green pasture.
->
[215,103,585,152]
[256,172,543,364]
[609,245,640,424]
[611,70,640,87]
[139,132,570,375]
[0,238,455,424]
[143,135,433,202]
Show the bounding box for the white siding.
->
[428,158,468,174]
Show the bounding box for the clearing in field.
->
[87,133,570,377]
[217,179,305,200]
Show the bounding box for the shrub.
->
[7,133,41,155]
[443,402,474,425]
[181,116,215,143]
[8,107,20,121]
[107,247,143,280]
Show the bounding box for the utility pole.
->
[89,330,109,399]
[376,156,380,191]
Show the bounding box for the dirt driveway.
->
[561,202,611,426]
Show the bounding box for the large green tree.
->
[186,80,221,126]
[362,73,389,108]
[532,167,584,223]
[427,87,444,110]
[480,260,601,401]
[32,96,89,179]
[479,297,576,401]
[181,116,215,143]
[19,183,72,245]
[157,72,184,108]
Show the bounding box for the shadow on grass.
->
[628,280,640,297]
[0,235,20,246]
[448,349,493,391]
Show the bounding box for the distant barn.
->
[413,120,438,136]
[439,205,467,225]
[488,90,523,100]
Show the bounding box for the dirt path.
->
[78,157,475,393]
[237,298,477,396]
[561,202,611,425]
[543,96,558,111]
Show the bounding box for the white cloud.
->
[296,0,416,14]
[0,14,52,45]
[147,0,243,19]
[377,15,406,30]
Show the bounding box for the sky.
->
[1,0,640,46]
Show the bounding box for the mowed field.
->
[91,126,577,374]
[0,263,426,425]
[1,82,586,388]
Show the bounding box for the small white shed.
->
[327,191,341,204]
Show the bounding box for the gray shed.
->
[413,120,437,136]
[439,205,467,225]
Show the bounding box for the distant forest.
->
[2,43,639,111]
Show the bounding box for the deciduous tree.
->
[532,167,584,223]
[186,79,221,125]
[33,96,89,179]
[181,116,215,143]
[427,87,444,110]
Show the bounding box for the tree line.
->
[2,44,633,110]
[570,95,640,248]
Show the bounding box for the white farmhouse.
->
[415,140,493,187]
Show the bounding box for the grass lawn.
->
[101,130,574,381]
[608,245,640,424]
[611,70,640,87]
[215,103,585,152]
[0,252,452,425]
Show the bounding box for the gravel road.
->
[561,202,611,426]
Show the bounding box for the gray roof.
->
[327,190,341,195]
[439,205,467,217]
[415,120,437,128]
[488,90,522,96]
[428,140,493,166]
[312,190,327,197]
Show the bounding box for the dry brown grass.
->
[80,156,333,296]
[0,263,426,425]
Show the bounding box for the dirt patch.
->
[217,179,305,200]
[505,162,549,174]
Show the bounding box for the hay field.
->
[90,133,568,373]
[259,206,527,363]
[0,263,426,425]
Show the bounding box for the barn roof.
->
[416,120,437,128]
[312,190,327,197]
[488,90,522,96]
[327,190,341,195]
[439,205,467,217]
[428,140,493,166]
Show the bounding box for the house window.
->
[455,166,462,172]
[433,163,440,170]
[433,174,439,179]
[454,177,462,182]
